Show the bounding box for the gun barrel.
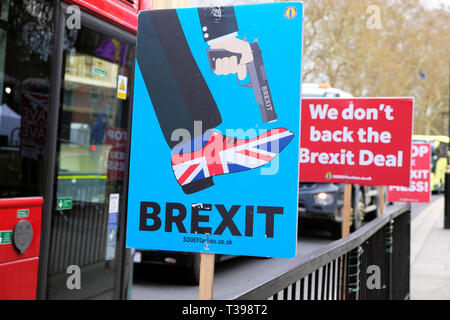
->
[247,42,277,123]
[206,41,278,123]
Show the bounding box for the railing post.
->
[445,172,450,229]
[359,241,368,300]
[391,210,411,299]
[346,246,362,300]
[385,219,394,300]
[337,255,345,300]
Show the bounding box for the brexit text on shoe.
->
[299,98,414,186]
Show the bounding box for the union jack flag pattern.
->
[171,128,294,189]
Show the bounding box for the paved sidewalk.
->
[411,197,450,300]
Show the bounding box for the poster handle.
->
[379,186,385,215]
[198,253,215,300]
[342,184,352,238]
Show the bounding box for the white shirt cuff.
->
[207,32,238,46]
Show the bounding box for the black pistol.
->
[207,39,278,123]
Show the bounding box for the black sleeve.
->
[198,6,238,42]
[136,10,222,148]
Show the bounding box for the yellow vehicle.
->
[413,135,449,193]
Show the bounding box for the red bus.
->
[0,0,151,300]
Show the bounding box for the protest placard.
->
[300,98,414,186]
[387,143,431,203]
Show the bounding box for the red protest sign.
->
[387,143,431,203]
[299,98,414,186]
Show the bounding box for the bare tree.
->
[151,0,449,135]
[300,0,449,135]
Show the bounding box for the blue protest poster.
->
[126,2,303,258]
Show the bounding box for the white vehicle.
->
[302,82,353,98]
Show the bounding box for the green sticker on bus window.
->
[93,67,108,76]
[57,197,72,210]
[0,231,12,245]
[17,209,29,218]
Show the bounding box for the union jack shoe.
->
[171,128,294,194]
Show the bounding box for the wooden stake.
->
[342,184,352,238]
[198,253,215,300]
[379,186,385,215]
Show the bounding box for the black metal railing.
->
[233,203,410,300]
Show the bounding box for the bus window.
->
[431,144,438,173]
[46,17,135,299]
[0,0,55,198]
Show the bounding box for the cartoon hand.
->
[210,37,253,80]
